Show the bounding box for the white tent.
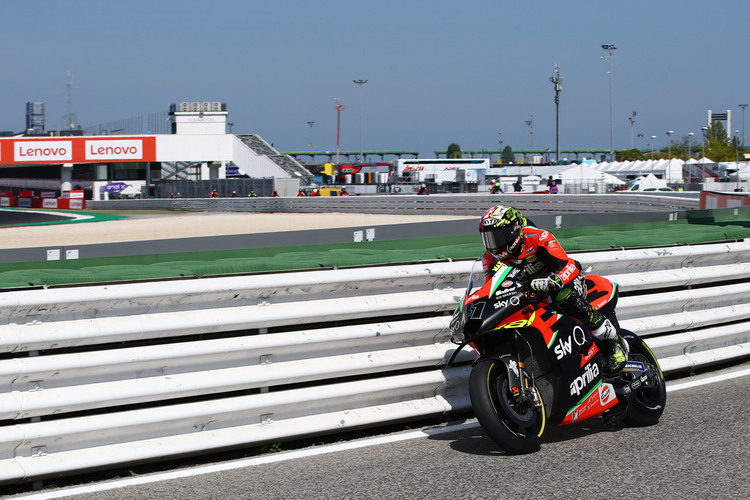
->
[553,164,625,185]
[625,174,668,191]
[588,158,683,182]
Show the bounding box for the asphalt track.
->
[0,209,77,226]
[7,366,749,500]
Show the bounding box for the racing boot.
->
[592,318,629,374]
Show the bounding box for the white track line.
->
[12,367,750,500]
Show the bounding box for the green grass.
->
[2,208,750,289]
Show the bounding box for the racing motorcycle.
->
[448,259,666,454]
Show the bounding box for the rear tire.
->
[469,357,546,454]
[621,331,667,426]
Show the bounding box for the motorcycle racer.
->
[478,205,629,373]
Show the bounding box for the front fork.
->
[514,333,542,411]
[479,331,541,412]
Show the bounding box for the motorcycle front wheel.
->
[469,357,546,454]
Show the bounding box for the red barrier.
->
[700,191,750,209]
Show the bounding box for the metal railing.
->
[87,193,700,216]
[0,241,748,484]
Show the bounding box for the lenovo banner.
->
[0,137,156,165]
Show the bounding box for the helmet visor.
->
[481,225,518,253]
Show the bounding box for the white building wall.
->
[230,136,292,178]
[155,135,233,162]
[173,114,227,135]
[153,135,294,180]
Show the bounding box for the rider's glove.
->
[530,274,564,293]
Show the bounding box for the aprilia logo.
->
[570,362,600,396]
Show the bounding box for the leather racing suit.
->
[482,225,608,332]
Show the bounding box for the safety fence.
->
[0,240,748,484]
[87,192,700,216]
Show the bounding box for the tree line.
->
[616,122,743,162]
[447,121,745,164]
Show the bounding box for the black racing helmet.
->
[478,205,527,257]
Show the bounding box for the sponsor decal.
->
[85,139,143,160]
[523,260,546,277]
[15,140,72,162]
[100,182,133,194]
[572,325,587,346]
[494,288,516,298]
[1,136,155,165]
[599,383,616,405]
[481,217,498,226]
[580,343,599,366]
[559,262,578,282]
[553,335,573,360]
[624,361,646,371]
[570,362,600,396]
[493,295,520,309]
[556,326,592,361]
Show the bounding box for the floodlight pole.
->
[549,63,563,164]
[307,121,315,150]
[353,80,367,161]
[601,44,617,160]
[628,112,636,149]
[334,98,345,165]
[740,104,747,147]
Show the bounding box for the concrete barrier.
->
[87,192,700,215]
[0,241,748,484]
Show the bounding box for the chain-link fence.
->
[154,178,274,198]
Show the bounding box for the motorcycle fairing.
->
[584,274,618,311]
[538,313,610,423]
[561,381,619,425]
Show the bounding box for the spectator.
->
[547,176,558,194]
[209,189,219,198]
[513,181,522,192]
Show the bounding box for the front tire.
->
[469,357,546,454]
[621,331,667,426]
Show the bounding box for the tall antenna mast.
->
[550,63,563,163]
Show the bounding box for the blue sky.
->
[1,0,748,158]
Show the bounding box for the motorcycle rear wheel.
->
[469,357,546,454]
[622,332,667,426]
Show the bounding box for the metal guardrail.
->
[87,193,700,216]
[0,241,748,484]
